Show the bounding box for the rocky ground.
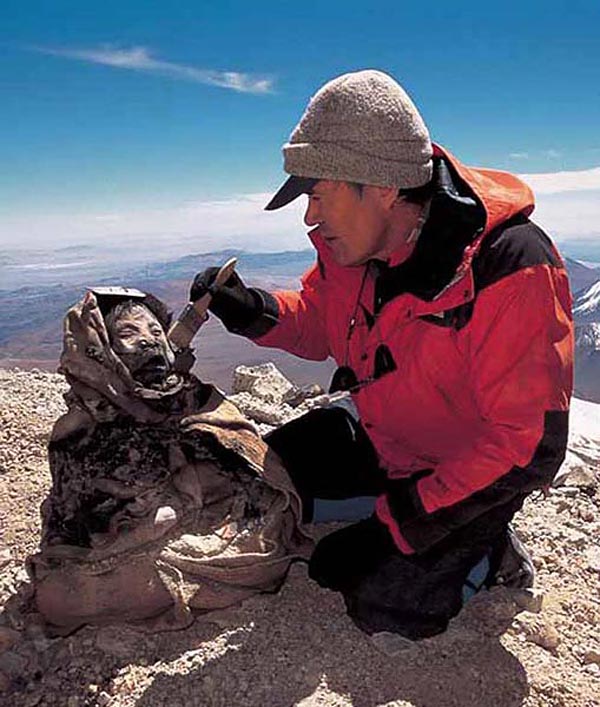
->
[1,366,599,707]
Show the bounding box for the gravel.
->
[1,368,599,707]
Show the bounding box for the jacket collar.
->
[376,144,535,307]
[380,156,486,303]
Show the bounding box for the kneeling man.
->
[189,70,574,639]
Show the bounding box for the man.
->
[190,70,573,638]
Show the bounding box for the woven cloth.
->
[29,293,311,634]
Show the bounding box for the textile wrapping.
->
[28,293,312,634]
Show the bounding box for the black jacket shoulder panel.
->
[417,216,562,331]
[473,215,562,292]
[375,157,487,307]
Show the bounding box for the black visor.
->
[264,175,319,211]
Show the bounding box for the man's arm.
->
[377,263,573,554]
[253,262,331,361]
[191,261,331,361]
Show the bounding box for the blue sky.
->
[1,1,599,255]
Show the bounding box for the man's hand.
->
[189,268,263,333]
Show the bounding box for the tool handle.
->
[168,257,238,349]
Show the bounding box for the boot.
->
[489,525,535,589]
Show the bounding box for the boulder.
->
[227,392,297,427]
[232,363,296,403]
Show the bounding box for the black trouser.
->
[265,407,521,639]
[266,406,386,522]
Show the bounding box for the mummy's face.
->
[107,303,175,385]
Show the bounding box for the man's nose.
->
[304,199,320,227]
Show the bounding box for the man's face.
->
[303,180,402,267]
[107,303,175,385]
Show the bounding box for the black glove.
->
[189,267,279,337]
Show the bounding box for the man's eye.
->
[151,329,163,337]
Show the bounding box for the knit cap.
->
[265,70,433,210]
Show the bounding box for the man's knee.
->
[265,407,383,504]
[265,407,361,462]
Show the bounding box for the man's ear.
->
[369,185,398,210]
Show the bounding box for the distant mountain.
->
[574,324,600,403]
[573,280,600,323]
[573,278,600,403]
[565,257,600,295]
[53,244,97,253]
[0,248,327,390]
[128,249,315,286]
[3,248,600,400]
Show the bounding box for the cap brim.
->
[264,175,318,211]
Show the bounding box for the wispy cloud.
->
[518,166,600,194]
[509,149,564,161]
[3,168,600,261]
[542,149,561,159]
[31,45,274,94]
[514,166,600,256]
[0,192,308,253]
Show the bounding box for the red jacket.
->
[255,145,573,554]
